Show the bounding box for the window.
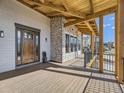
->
[24,32,28,38]
[65,34,80,53]
[78,40,81,51]
[74,37,77,52]
[28,33,33,39]
[65,34,70,53]
[70,36,74,52]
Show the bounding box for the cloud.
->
[112,26,115,30]
[104,24,111,27]
[106,24,111,26]
[111,17,114,20]
[104,24,106,27]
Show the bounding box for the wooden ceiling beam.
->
[47,12,62,17]
[76,24,86,26]
[76,25,88,28]
[64,19,84,27]
[65,17,80,20]
[87,5,117,21]
[89,0,94,14]
[89,20,98,36]
[24,0,86,19]
[77,26,88,29]
[78,28,92,35]
[76,24,95,26]
[17,0,48,17]
[76,25,87,27]
[84,21,95,35]
[93,20,99,35]
[62,1,69,12]
[40,0,49,3]
[31,0,66,11]
[64,5,117,27]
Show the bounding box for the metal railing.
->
[93,53,115,72]
[103,53,115,72]
[84,49,94,67]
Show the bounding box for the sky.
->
[96,13,115,43]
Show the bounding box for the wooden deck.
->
[0,58,122,93]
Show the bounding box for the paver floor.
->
[84,72,122,93]
[0,58,122,93]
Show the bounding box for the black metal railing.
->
[84,49,95,67]
[93,53,115,72]
[103,53,115,72]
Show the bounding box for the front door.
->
[16,24,40,66]
[22,31,34,64]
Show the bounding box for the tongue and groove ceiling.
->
[17,0,117,36]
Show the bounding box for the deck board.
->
[0,58,122,93]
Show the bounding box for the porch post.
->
[99,16,104,73]
[115,11,119,76]
[95,36,98,53]
[81,33,84,54]
[117,0,124,83]
[90,33,94,57]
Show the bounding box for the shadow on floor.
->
[44,68,117,83]
[0,62,116,83]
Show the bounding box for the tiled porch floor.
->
[0,57,122,93]
[84,72,122,93]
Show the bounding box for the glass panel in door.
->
[22,31,34,64]
[16,29,22,65]
[16,25,40,66]
[34,33,40,62]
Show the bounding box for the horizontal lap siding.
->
[0,0,50,73]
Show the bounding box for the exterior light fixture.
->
[0,31,4,38]
[45,38,47,42]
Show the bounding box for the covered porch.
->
[0,0,124,93]
[0,57,122,93]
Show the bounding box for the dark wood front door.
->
[16,24,40,66]
[22,31,34,64]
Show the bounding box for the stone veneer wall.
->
[50,16,64,62]
[50,16,82,63]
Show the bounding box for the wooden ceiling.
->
[17,0,117,36]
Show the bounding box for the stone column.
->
[50,16,64,62]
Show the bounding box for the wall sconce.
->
[45,38,47,42]
[0,31,4,38]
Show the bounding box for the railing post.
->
[84,49,88,68]
[106,53,108,71]
[109,53,111,71]
[89,49,92,60]
[112,54,114,72]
